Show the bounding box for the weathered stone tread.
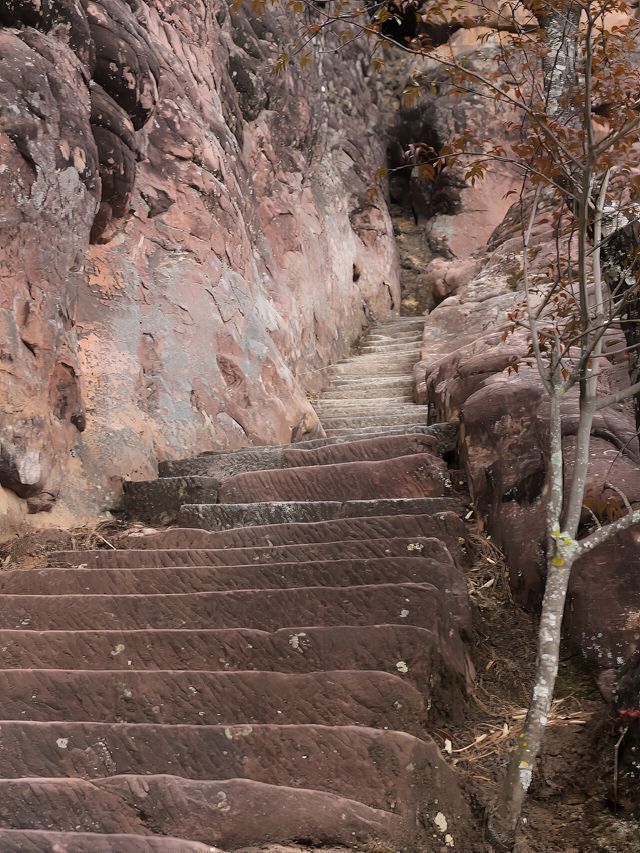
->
[217,453,449,504]
[0,624,470,699]
[159,433,445,479]
[318,414,429,430]
[1,554,465,598]
[0,829,217,852]
[0,669,424,729]
[323,422,443,438]
[111,513,468,563]
[0,721,467,817]
[49,535,459,570]
[179,498,461,531]
[0,582,469,632]
[0,776,400,848]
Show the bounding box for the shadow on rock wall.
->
[0,0,399,528]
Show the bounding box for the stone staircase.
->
[0,317,476,851]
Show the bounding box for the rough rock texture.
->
[0,316,482,848]
[416,186,640,672]
[614,650,640,815]
[217,452,450,503]
[0,0,399,530]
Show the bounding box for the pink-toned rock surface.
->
[0,2,399,531]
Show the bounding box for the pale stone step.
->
[328,367,416,379]
[367,329,422,337]
[314,396,415,410]
[361,342,421,351]
[320,412,428,429]
[328,377,414,390]
[289,424,455,450]
[373,317,425,324]
[324,423,438,438]
[159,428,448,479]
[338,353,418,364]
[179,497,462,529]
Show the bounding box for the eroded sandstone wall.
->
[0,0,399,529]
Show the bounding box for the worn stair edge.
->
[313,396,416,408]
[323,423,443,438]
[0,720,469,825]
[51,513,468,561]
[0,777,402,849]
[0,624,472,705]
[318,413,429,429]
[216,452,450,505]
[158,423,455,473]
[160,433,450,480]
[0,668,426,731]
[0,554,463,596]
[0,829,219,852]
[178,497,462,529]
[47,537,465,573]
[0,582,471,633]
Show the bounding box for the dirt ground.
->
[442,529,640,853]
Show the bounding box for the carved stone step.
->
[179,497,461,531]
[216,453,450,504]
[0,720,467,822]
[159,433,446,479]
[0,777,399,849]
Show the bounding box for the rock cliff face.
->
[397,31,640,679]
[414,165,640,678]
[0,0,399,529]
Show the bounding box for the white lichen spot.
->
[215,791,231,813]
[396,661,409,674]
[533,684,550,702]
[288,632,308,653]
[434,812,448,833]
[519,762,533,791]
[224,725,253,741]
[400,609,410,618]
[56,738,68,749]
[111,644,125,657]
[122,688,133,699]
[72,147,86,173]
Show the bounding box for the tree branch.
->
[576,506,640,556]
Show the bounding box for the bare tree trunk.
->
[489,383,575,845]
[490,9,590,843]
[536,3,582,120]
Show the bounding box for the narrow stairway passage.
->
[0,317,479,852]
